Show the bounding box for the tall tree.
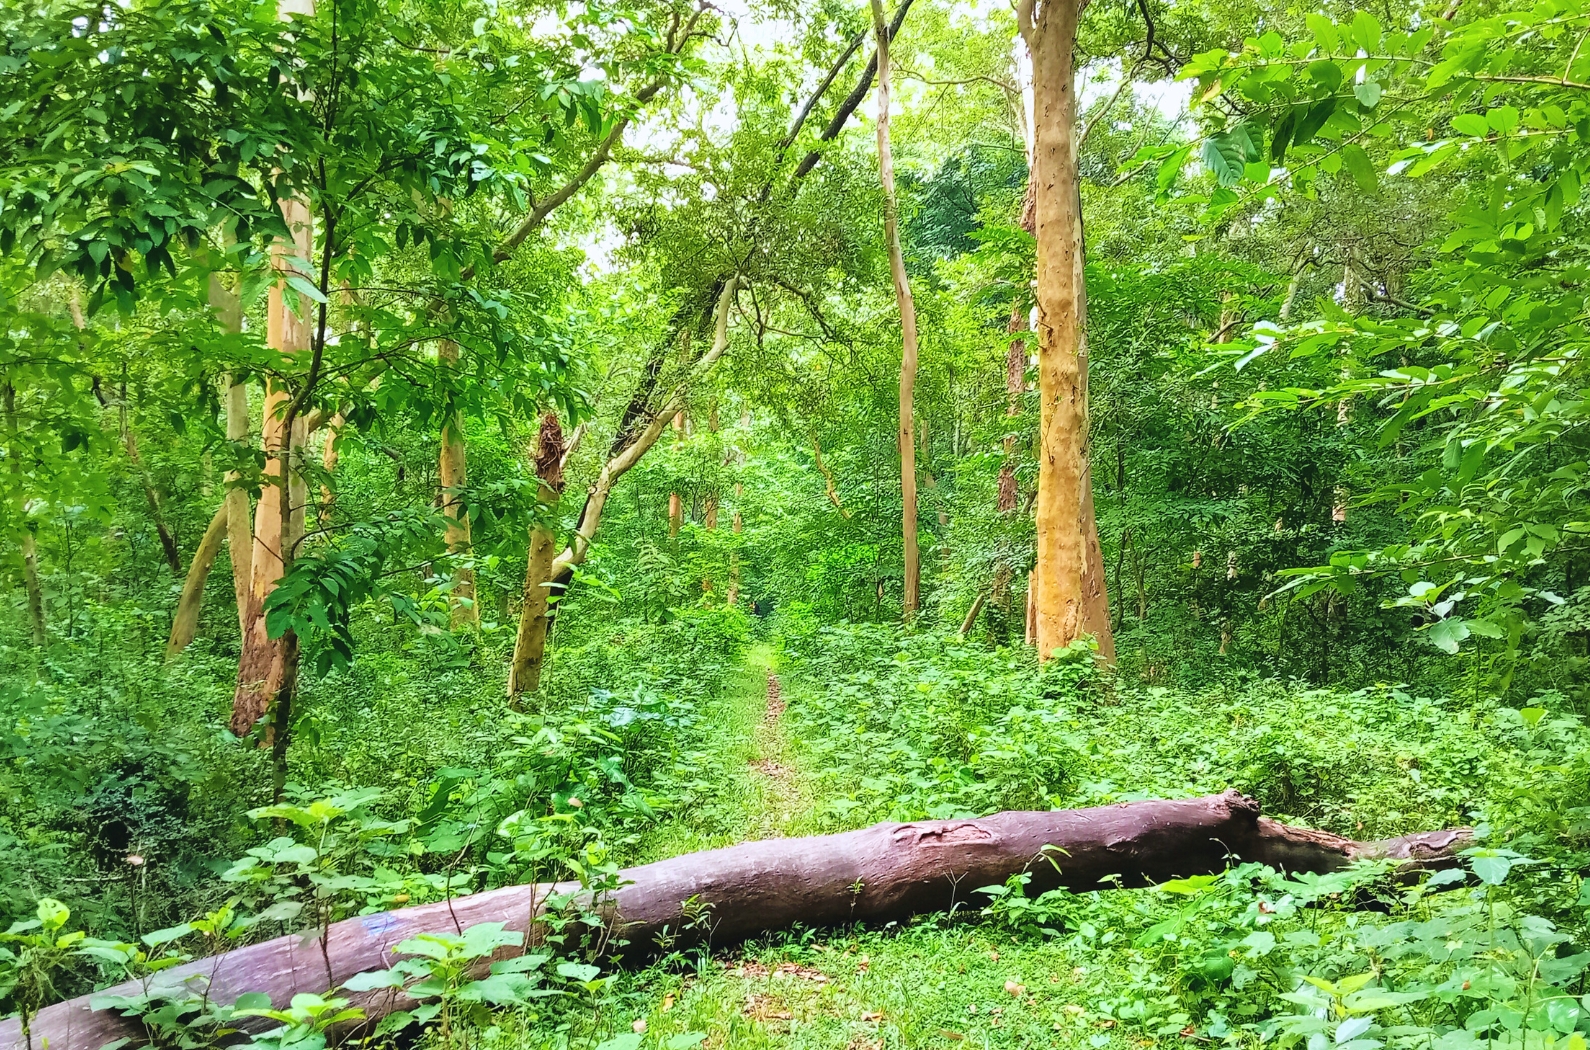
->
[1017,0,1115,662]
[870,0,921,618]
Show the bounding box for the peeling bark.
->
[509,413,566,700]
[1019,0,1115,663]
[233,191,313,739]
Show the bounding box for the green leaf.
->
[1341,144,1377,190]
[285,274,328,305]
[1295,98,1337,146]
[1354,80,1382,109]
[1351,11,1382,52]
[1427,617,1470,654]
[1471,854,1512,885]
[1451,113,1489,137]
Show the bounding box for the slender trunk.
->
[958,592,987,637]
[214,276,254,637]
[728,494,743,606]
[166,282,251,660]
[668,411,685,538]
[1025,568,1037,645]
[3,383,45,646]
[871,0,920,618]
[437,339,477,626]
[166,502,228,658]
[1020,0,1115,663]
[998,302,1028,514]
[232,190,313,738]
[811,434,853,519]
[538,278,740,636]
[509,413,567,700]
[118,404,182,575]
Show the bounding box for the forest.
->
[3,0,1589,1046]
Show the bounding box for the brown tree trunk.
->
[4,791,1470,1050]
[437,339,477,626]
[668,411,685,537]
[871,0,920,619]
[1019,0,1114,663]
[232,192,313,739]
[166,502,228,658]
[509,413,566,701]
[514,279,740,690]
[3,383,45,646]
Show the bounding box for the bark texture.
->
[1,792,1468,1050]
[1019,0,1115,663]
[509,412,566,699]
[233,193,313,738]
[871,0,921,617]
[165,502,228,658]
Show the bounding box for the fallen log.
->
[1,790,1468,1050]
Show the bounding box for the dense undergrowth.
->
[6,606,1590,1050]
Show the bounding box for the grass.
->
[599,641,1154,1050]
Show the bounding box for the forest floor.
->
[608,641,1125,1050]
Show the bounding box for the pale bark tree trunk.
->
[509,412,566,700]
[167,279,251,657]
[3,383,45,646]
[511,278,740,692]
[728,491,743,606]
[220,305,254,639]
[232,188,313,738]
[166,503,228,658]
[871,0,921,618]
[1018,0,1115,663]
[437,339,477,626]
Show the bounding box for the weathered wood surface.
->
[1,790,1469,1050]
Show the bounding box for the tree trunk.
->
[168,283,251,659]
[509,413,566,700]
[232,193,313,739]
[871,0,920,619]
[217,282,254,638]
[546,279,739,596]
[668,410,685,538]
[1019,0,1115,663]
[437,339,477,626]
[998,305,1027,514]
[811,434,853,519]
[119,406,182,575]
[3,791,1469,1050]
[166,502,228,658]
[3,383,45,646]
